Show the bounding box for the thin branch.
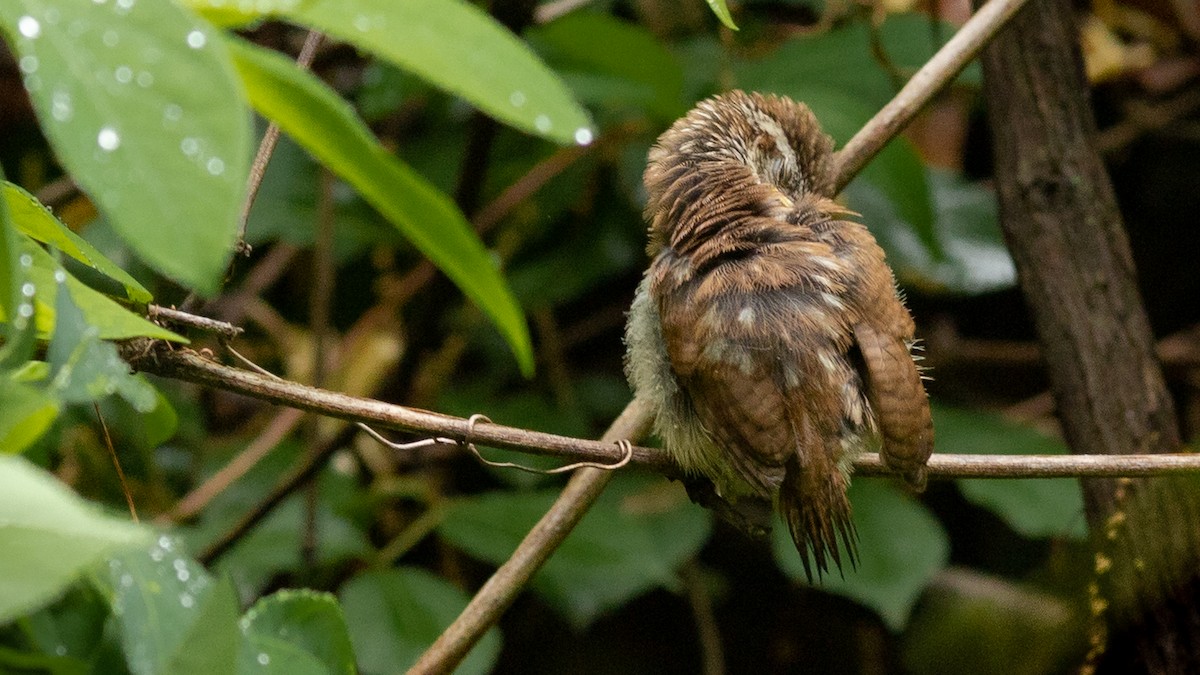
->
[238,30,325,244]
[194,422,356,564]
[148,304,243,339]
[126,347,671,470]
[303,166,337,569]
[126,343,1200,480]
[95,403,138,523]
[829,0,1033,191]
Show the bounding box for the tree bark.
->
[978,0,1200,671]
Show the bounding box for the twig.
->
[148,304,243,339]
[829,0,1034,190]
[303,167,337,569]
[95,403,138,523]
[123,345,1200,478]
[238,30,325,243]
[126,347,671,470]
[195,422,356,564]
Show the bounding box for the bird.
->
[624,90,934,581]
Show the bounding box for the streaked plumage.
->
[625,91,933,580]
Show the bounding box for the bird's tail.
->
[779,454,858,583]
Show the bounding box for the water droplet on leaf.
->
[17,15,41,39]
[186,30,206,49]
[97,126,120,151]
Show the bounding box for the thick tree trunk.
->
[978,0,1200,671]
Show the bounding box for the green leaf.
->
[0,1,252,295]
[225,36,534,375]
[3,182,151,304]
[100,538,240,675]
[46,273,157,411]
[0,454,149,623]
[238,589,356,675]
[527,13,686,120]
[774,480,949,630]
[18,239,185,342]
[933,405,1087,540]
[188,0,594,145]
[0,175,37,369]
[0,378,59,454]
[704,0,739,30]
[339,568,501,675]
[439,473,711,627]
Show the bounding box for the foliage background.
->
[1,0,1198,672]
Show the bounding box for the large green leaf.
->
[339,568,501,675]
[187,0,594,145]
[0,1,251,295]
[439,473,711,627]
[99,539,240,675]
[225,36,533,375]
[0,454,149,623]
[2,181,151,304]
[238,590,356,675]
[774,480,949,630]
[934,405,1087,540]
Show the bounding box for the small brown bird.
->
[625,91,933,581]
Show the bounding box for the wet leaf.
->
[2,181,151,304]
[187,0,594,145]
[0,1,252,294]
[99,539,240,675]
[238,589,356,675]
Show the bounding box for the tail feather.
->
[779,455,858,583]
